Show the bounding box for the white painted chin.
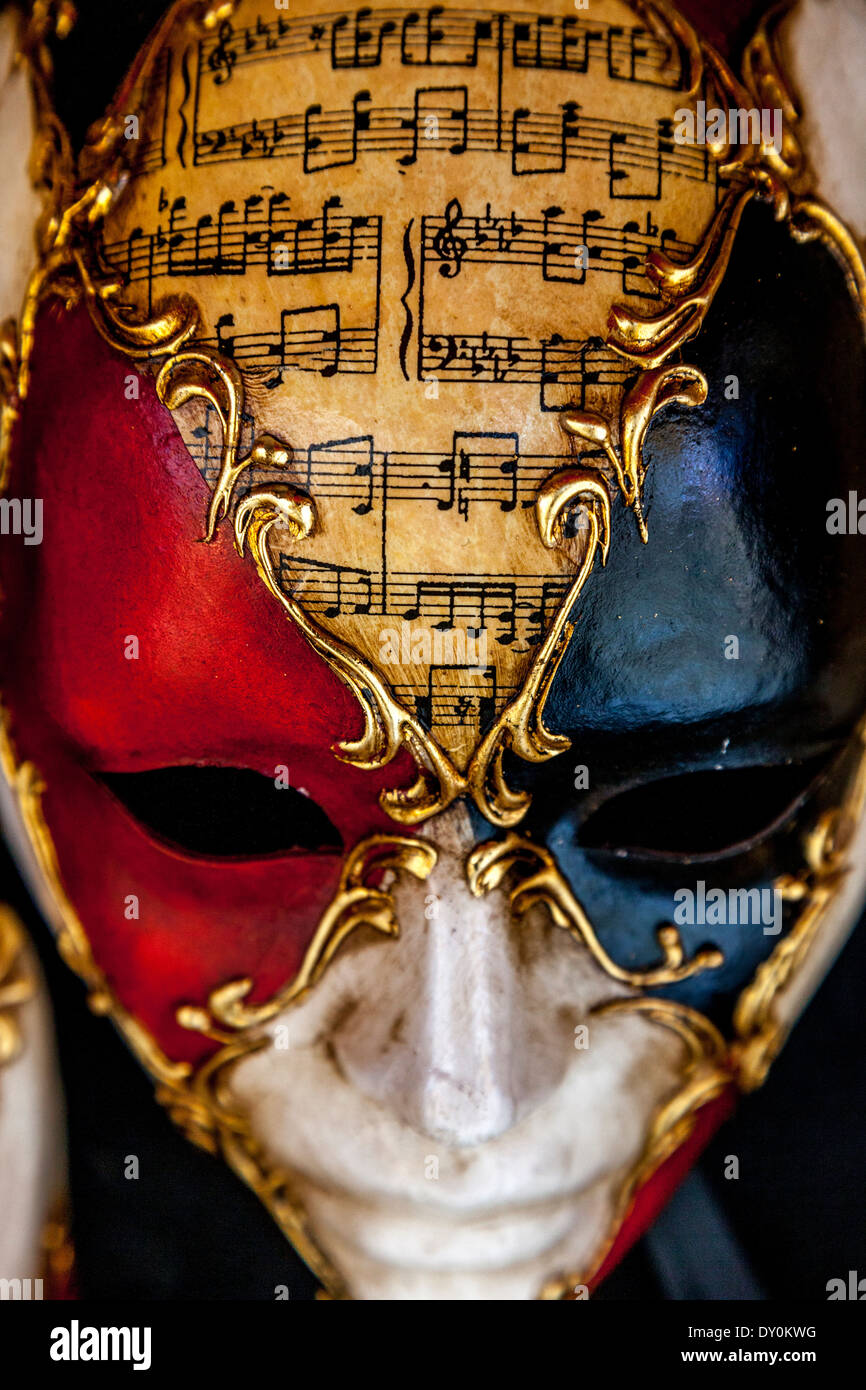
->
[286,1173,620,1301]
[226,809,693,1300]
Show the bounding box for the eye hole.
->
[577,757,829,861]
[99,767,342,858]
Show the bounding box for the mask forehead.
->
[93,0,727,818]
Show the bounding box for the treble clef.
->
[432,198,467,278]
[208,19,237,85]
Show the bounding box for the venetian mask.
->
[1,0,865,1299]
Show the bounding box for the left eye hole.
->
[99,767,343,858]
[576,757,830,861]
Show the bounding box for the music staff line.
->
[182,301,626,397]
[184,429,610,519]
[193,97,714,191]
[200,7,684,90]
[199,305,378,381]
[391,672,520,730]
[132,48,172,176]
[100,194,692,336]
[420,332,629,390]
[276,555,572,649]
[422,200,694,292]
[100,194,381,292]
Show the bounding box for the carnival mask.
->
[1,0,865,1299]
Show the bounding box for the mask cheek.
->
[7,725,345,1066]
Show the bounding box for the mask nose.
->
[331,807,526,1147]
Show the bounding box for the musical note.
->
[421,327,627,407]
[607,24,655,85]
[539,334,622,411]
[398,85,468,167]
[199,305,377,380]
[274,560,573,646]
[419,201,692,290]
[331,10,397,69]
[512,101,580,176]
[608,117,677,200]
[110,0,726,768]
[183,429,601,519]
[279,555,374,618]
[512,15,600,73]
[498,457,518,514]
[279,303,341,379]
[103,191,381,290]
[418,664,499,734]
[527,579,571,647]
[302,90,362,172]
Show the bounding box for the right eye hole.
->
[99,767,343,859]
[577,757,829,861]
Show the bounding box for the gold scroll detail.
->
[466,833,723,987]
[740,0,806,190]
[562,363,707,543]
[542,714,866,1298]
[177,834,438,1034]
[594,170,785,541]
[0,905,35,1066]
[156,349,293,541]
[539,994,731,1299]
[7,0,835,834]
[607,172,786,371]
[789,198,866,336]
[11,0,739,827]
[593,999,730,1178]
[3,689,865,1304]
[0,319,19,493]
[633,0,702,98]
[9,0,799,826]
[1,0,204,446]
[732,717,866,1092]
[1,0,863,1307]
[466,472,611,823]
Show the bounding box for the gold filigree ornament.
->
[0,0,206,446]
[152,332,617,825]
[177,833,438,1033]
[731,715,866,1092]
[0,904,35,1066]
[466,832,723,987]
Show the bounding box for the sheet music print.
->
[104,0,724,766]
[199,7,687,89]
[417,199,694,408]
[179,412,592,722]
[101,191,382,381]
